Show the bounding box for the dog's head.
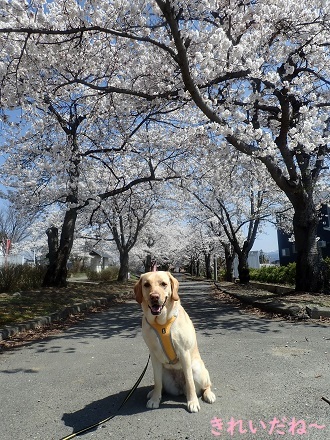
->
[134,271,179,315]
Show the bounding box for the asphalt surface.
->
[0,278,329,440]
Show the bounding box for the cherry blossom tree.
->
[184,146,284,282]
[1,0,330,293]
[0,92,185,286]
[181,222,220,278]
[90,185,158,281]
[0,204,35,257]
[148,0,330,292]
[130,212,194,272]
[0,0,194,286]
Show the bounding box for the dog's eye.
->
[144,282,151,288]
[161,282,167,287]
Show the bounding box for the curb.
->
[306,305,330,319]
[0,293,124,342]
[223,290,305,317]
[218,286,330,320]
[248,281,294,295]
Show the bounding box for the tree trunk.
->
[117,251,129,282]
[237,255,250,284]
[237,242,250,284]
[190,257,196,276]
[223,243,235,282]
[293,207,322,292]
[144,254,152,272]
[45,226,59,268]
[42,209,77,287]
[204,252,212,279]
[196,259,200,277]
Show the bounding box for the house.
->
[0,254,27,267]
[277,205,330,265]
[233,250,260,278]
[89,250,113,272]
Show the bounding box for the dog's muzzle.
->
[148,296,168,315]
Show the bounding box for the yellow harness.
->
[145,315,178,365]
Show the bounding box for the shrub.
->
[0,264,46,292]
[284,263,296,285]
[68,254,87,274]
[19,265,46,290]
[248,268,259,281]
[218,269,227,281]
[249,263,296,285]
[86,266,119,282]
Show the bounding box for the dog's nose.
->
[150,293,160,302]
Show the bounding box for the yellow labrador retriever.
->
[134,271,216,413]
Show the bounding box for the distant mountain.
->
[265,250,279,262]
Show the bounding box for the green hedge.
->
[0,264,46,292]
[250,259,330,287]
[249,263,296,285]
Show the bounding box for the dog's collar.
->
[145,315,178,365]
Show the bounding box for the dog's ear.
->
[168,272,179,301]
[134,278,143,304]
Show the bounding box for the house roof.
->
[89,250,112,258]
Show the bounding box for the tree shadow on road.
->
[17,281,311,357]
[25,289,284,357]
[21,300,142,355]
[179,292,282,335]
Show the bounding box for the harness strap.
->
[145,315,178,364]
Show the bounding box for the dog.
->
[134,271,216,413]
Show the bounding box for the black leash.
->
[60,355,150,440]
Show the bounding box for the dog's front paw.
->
[146,390,161,409]
[187,399,200,413]
[146,397,161,409]
[203,388,216,404]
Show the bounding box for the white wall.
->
[0,254,26,267]
[233,250,260,278]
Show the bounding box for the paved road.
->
[0,279,329,440]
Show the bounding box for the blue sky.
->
[252,224,278,252]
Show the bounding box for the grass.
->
[282,292,330,308]
[0,279,136,328]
